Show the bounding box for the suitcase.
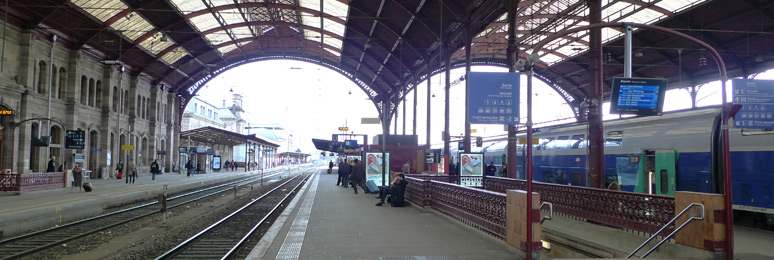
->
[82,182,93,192]
[116,172,124,179]
[365,180,379,193]
[391,186,406,207]
[327,168,332,174]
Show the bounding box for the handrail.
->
[626,202,705,258]
[540,202,553,224]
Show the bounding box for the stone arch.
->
[80,76,88,105]
[112,86,119,112]
[88,130,99,175]
[95,80,102,108]
[37,60,47,94]
[51,65,57,98]
[0,102,14,170]
[29,122,40,172]
[88,78,95,106]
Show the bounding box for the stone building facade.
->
[0,24,180,177]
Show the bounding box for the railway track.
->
[0,166,311,260]
[155,168,316,259]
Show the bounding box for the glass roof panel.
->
[160,47,189,65]
[325,0,350,19]
[218,44,238,55]
[189,14,222,32]
[231,27,253,41]
[299,0,321,12]
[71,0,127,22]
[324,37,343,51]
[656,0,708,12]
[620,8,662,24]
[169,0,207,15]
[108,11,154,41]
[205,32,233,46]
[323,17,345,37]
[218,10,243,25]
[138,32,176,55]
[325,47,341,59]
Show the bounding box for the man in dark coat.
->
[150,160,160,181]
[328,160,334,174]
[485,162,497,177]
[185,159,194,177]
[337,159,350,187]
[46,155,57,172]
[349,158,366,194]
[448,159,457,176]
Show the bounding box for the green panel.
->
[634,154,647,193]
[655,151,676,196]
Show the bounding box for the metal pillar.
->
[526,65,536,260]
[402,93,406,135]
[443,44,451,172]
[426,61,432,146]
[413,80,417,135]
[464,29,472,153]
[624,24,633,77]
[506,0,518,180]
[587,0,604,189]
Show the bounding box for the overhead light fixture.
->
[634,50,643,58]
[348,90,352,95]
[755,54,763,62]
[160,34,169,42]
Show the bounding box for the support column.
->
[443,43,451,171]
[402,92,406,135]
[413,81,417,135]
[506,0,518,180]
[464,28,472,153]
[587,0,604,189]
[98,65,116,177]
[426,59,432,146]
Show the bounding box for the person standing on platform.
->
[128,161,137,184]
[485,162,497,177]
[47,155,57,172]
[499,163,508,178]
[402,161,411,175]
[328,160,334,174]
[71,163,84,193]
[150,160,160,181]
[223,159,230,172]
[196,162,202,175]
[231,160,236,171]
[337,159,350,187]
[185,159,194,177]
[350,158,366,194]
[448,159,457,176]
[116,161,124,181]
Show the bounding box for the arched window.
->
[95,80,102,107]
[123,90,128,115]
[58,68,66,99]
[51,65,57,98]
[37,61,47,94]
[112,86,119,112]
[136,96,141,117]
[88,78,95,106]
[80,76,88,105]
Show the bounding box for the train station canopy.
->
[9,0,774,118]
[181,126,279,147]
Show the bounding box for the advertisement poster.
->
[213,156,221,170]
[436,156,445,174]
[460,153,484,187]
[365,152,390,186]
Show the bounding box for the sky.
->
[196,59,751,154]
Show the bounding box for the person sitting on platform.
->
[376,173,408,206]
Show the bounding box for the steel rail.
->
[154,168,315,260]
[0,167,298,260]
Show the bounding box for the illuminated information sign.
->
[65,130,85,149]
[468,72,520,124]
[733,79,774,129]
[0,109,13,116]
[610,77,667,116]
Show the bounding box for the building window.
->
[208,109,212,119]
[214,112,218,120]
[200,105,205,116]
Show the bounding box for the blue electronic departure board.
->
[609,77,668,116]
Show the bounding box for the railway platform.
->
[0,167,288,238]
[247,168,520,260]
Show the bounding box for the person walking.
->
[71,163,84,193]
[328,160,334,174]
[231,160,235,171]
[402,161,411,174]
[224,159,230,172]
[350,158,366,194]
[47,155,57,172]
[185,159,194,177]
[127,161,138,184]
[150,159,160,181]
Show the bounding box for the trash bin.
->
[101,167,108,179]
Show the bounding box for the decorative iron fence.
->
[19,172,66,192]
[406,177,506,239]
[0,173,21,192]
[484,176,675,235]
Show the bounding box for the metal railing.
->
[540,202,553,224]
[1,172,66,192]
[626,202,705,258]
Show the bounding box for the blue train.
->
[454,106,774,228]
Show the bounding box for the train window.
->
[571,172,583,186]
[604,174,618,189]
[555,136,570,149]
[544,171,555,183]
[660,169,668,194]
[570,135,585,149]
[604,130,623,147]
[556,171,568,184]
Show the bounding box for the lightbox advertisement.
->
[366,152,390,186]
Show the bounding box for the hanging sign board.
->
[467,72,520,124]
[732,79,774,129]
[65,130,85,149]
[609,77,668,116]
[121,145,135,150]
[361,118,380,124]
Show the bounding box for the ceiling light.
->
[634,50,643,58]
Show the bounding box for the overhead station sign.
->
[733,79,774,129]
[467,72,520,125]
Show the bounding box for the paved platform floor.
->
[248,168,521,260]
